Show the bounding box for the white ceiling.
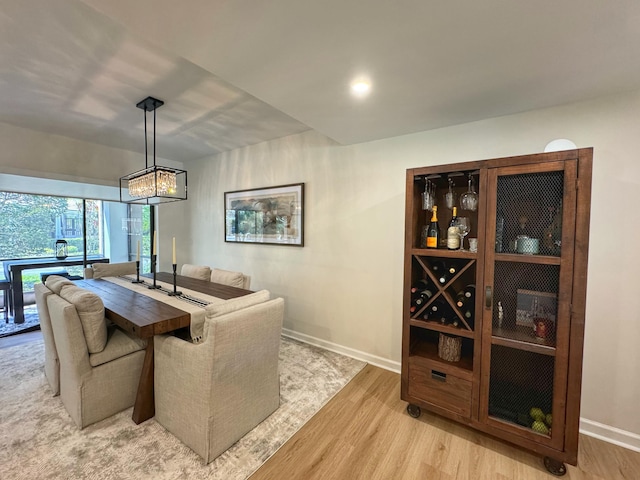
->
[2,0,640,162]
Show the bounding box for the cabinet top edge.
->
[407,148,593,176]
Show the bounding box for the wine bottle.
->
[438,262,458,284]
[447,206,460,250]
[410,278,432,293]
[455,291,468,308]
[426,206,440,249]
[429,299,448,323]
[456,285,475,307]
[430,260,444,278]
[412,289,433,307]
[463,284,476,299]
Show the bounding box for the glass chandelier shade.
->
[119,96,187,204]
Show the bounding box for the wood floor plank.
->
[250,364,640,480]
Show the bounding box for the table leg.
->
[132,337,155,424]
[11,270,24,324]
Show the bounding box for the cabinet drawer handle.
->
[431,370,446,382]
[485,286,492,308]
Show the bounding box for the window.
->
[0,191,153,289]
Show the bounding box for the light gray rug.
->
[0,337,366,479]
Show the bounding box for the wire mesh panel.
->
[495,171,564,256]
[492,261,560,346]
[487,167,565,438]
[489,345,555,436]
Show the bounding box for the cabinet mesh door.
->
[488,169,564,436]
[495,171,564,256]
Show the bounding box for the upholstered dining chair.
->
[154,295,283,463]
[180,264,212,281]
[83,261,136,279]
[46,281,146,428]
[210,268,251,290]
[34,278,71,395]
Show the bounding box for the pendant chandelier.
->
[119,96,187,204]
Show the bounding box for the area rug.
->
[0,336,366,479]
[0,305,40,338]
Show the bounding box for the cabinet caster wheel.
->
[407,404,421,418]
[544,457,566,476]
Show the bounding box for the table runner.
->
[103,275,227,342]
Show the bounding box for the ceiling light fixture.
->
[350,79,372,98]
[119,96,187,204]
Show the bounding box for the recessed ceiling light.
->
[350,79,372,98]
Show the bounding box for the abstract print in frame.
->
[225,183,304,246]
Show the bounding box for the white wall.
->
[186,88,640,448]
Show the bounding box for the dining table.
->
[75,272,252,424]
[5,256,109,324]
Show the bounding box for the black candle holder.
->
[168,263,182,296]
[148,254,161,289]
[131,260,144,283]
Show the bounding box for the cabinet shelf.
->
[492,328,556,356]
[409,318,475,338]
[409,338,474,376]
[494,253,561,265]
[412,248,477,259]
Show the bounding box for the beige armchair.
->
[210,268,251,290]
[46,283,146,428]
[180,264,212,281]
[83,261,136,279]
[154,296,284,463]
[34,276,80,395]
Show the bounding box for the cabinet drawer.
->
[408,362,472,418]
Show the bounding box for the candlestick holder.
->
[148,254,161,289]
[168,263,182,296]
[131,260,144,283]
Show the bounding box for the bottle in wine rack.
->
[455,285,475,307]
[410,278,433,293]
[412,289,433,307]
[430,260,444,276]
[426,206,440,248]
[447,206,460,250]
[428,299,448,323]
[462,284,476,301]
[438,260,462,285]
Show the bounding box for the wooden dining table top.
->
[75,272,252,339]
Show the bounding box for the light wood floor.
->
[250,364,640,480]
[3,333,638,479]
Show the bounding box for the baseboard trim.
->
[282,329,640,452]
[281,328,401,373]
[580,418,640,452]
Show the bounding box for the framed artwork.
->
[515,289,557,328]
[224,183,304,246]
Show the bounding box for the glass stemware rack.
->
[401,149,593,475]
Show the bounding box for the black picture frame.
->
[224,183,304,246]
